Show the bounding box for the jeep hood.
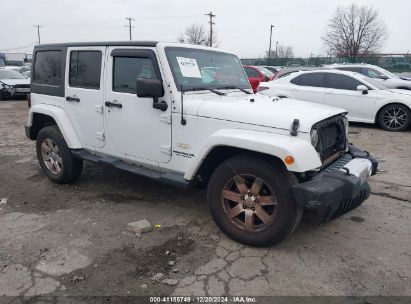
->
[195,94,346,133]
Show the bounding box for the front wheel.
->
[378,104,411,131]
[207,155,302,247]
[36,125,83,183]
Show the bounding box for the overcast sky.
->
[1,0,410,57]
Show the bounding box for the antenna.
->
[180,84,186,125]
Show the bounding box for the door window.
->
[113,57,156,94]
[69,51,102,89]
[244,67,260,78]
[326,73,363,90]
[290,73,326,87]
[363,68,384,79]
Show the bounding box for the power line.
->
[205,12,216,47]
[125,17,135,41]
[33,24,42,44]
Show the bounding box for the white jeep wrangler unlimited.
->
[25,41,378,246]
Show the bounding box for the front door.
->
[324,73,376,122]
[65,47,106,149]
[104,47,172,164]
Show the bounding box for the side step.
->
[71,149,191,189]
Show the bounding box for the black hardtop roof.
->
[34,41,159,49]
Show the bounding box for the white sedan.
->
[258,69,411,131]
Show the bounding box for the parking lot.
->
[0,99,410,297]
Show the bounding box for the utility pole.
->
[125,17,135,41]
[205,12,216,47]
[33,24,42,44]
[268,25,274,58]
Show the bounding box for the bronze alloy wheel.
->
[41,138,63,175]
[221,174,278,232]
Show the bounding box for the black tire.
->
[207,155,302,247]
[378,104,411,131]
[36,125,83,183]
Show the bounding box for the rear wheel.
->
[378,104,411,131]
[36,125,83,183]
[207,155,302,247]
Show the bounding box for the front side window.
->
[165,47,250,91]
[113,57,156,94]
[290,73,325,87]
[69,51,102,89]
[33,51,62,86]
[326,73,363,90]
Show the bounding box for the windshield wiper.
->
[182,87,226,96]
[216,86,252,94]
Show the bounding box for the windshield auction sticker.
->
[176,57,202,78]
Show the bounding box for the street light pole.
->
[268,25,274,58]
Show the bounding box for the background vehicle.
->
[25,41,376,247]
[243,65,275,92]
[261,65,283,75]
[0,68,30,100]
[21,71,31,79]
[327,63,411,90]
[273,66,317,80]
[258,69,411,131]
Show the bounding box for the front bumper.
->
[293,145,378,222]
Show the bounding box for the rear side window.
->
[244,67,260,78]
[113,57,156,94]
[33,51,63,86]
[69,51,102,89]
[290,73,325,87]
[326,73,363,90]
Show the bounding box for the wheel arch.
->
[375,102,411,125]
[27,104,82,149]
[184,129,322,181]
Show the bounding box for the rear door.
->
[65,47,106,149]
[289,72,327,104]
[324,73,376,122]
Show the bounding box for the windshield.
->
[0,69,26,79]
[361,76,388,90]
[375,66,398,78]
[165,47,250,91]
[256,66,274,77]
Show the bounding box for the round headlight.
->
[310,129,319,148]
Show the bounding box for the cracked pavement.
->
[0,100,410,298]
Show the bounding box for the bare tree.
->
[266,45,294,59]
[177,23,219,46]
[323,4,388,59]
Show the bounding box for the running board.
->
[71,149,191,189]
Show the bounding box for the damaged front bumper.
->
[293,145,378,222]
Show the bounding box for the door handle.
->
[66,96,80,102]
[105,101,122,109]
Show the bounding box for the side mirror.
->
[379,75,389,80]
[263,75,270,82]
[136,78,167,111]
[357,85,368,95]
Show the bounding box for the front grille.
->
[331,188,370,220]
[313,115,347,163]
[13,84,30,89]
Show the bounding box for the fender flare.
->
[27,104,82,149]
[184,129,322,180]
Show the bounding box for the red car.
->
[243,65,275,92]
